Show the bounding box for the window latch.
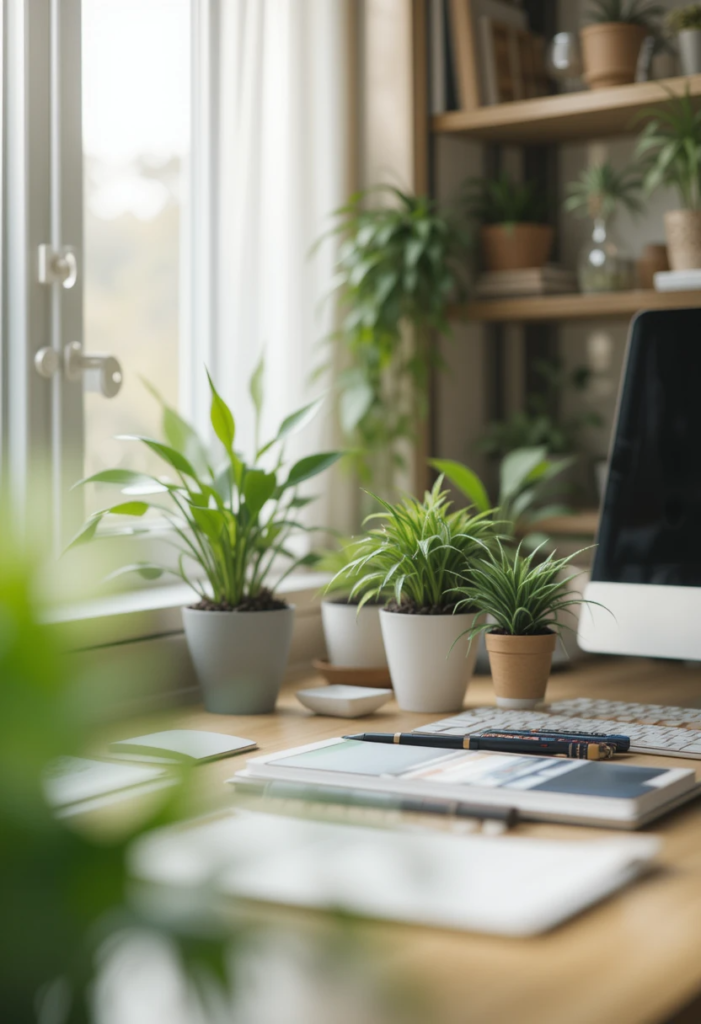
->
[38,244,78,289]
[64,342,123,398]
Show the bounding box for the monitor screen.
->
[592,308,701,588]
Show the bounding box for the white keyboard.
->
[418,698,701,759]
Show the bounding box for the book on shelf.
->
[654,268,701,292]
[475,265,578,297]
[235,736,701,829]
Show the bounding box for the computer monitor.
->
[578,307,701,660]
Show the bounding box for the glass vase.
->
[577,219,634,294]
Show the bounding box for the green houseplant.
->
[462,172,552,272]
[317,538,389,673]
[323,186,468,497]
[72,365,341,714]
[565,161,642,292]
[666,6,701,75]
[453,542,597,708]
[338,479,495,712]
[477,358,603,460]
[581,1,663,89]
[636,88,701,269]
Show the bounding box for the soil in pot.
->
[182,599,294,715]
[481,223,553,272]
[485,630,557,710]
[380,607,479,714]
[580,23,646,89]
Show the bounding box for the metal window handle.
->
[64,341,123,398]
[34,347,61,378]
[38,244,78,289]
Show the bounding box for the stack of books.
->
[475,265,578,298]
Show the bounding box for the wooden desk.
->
[105,657,701,1024]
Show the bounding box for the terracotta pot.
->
[580,23,647,89]
[480,223,554,272]
[664,210,701,271]
[485,631,557,710]
[636,243,669,289]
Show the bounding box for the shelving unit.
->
[432,74,701,144]
[452,289,701,324]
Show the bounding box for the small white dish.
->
[295,684,393,718]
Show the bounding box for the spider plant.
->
[667,5,701,31]
[452,542,597,641]
[564,161,644,223]
[318,536,391,603]
[636,87,701,210]
[70,363,341,609]
[336,478,496,613]
[430,446,573,549]
[585,0,663,26]
[462,172,546,227]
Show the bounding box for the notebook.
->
[129,809,660,937]
[235,738,701,829]
[109,730,257,764]
[44,756,172,814]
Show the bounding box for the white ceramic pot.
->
[678,29,701,75]
[182,605,294,714]
[321,600,388,668]
[380,610,478,713]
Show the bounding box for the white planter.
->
[380,610,478,713]
[182,605,294,715]
[678,30,701,75]
[321,600,388,668]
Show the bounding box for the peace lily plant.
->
[337,479,496,713]
[72,364,341,714]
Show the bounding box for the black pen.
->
[486,728,630,753]
[345,732,615,760]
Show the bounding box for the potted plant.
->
[70,366,341,715]
[463,172,552,272]
[564,161,643,292]
[637,88,701,269]
[580,0,662,89]
[666,5,701,75]
[339,479,495,713]
[323,186,469,498]
[317,538,389,673]
[453,543,600,709]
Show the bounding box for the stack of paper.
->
[475,265,577,298]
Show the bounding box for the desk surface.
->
[104,657,701,1024]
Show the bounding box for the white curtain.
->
[207,0,352,529]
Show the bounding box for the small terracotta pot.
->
[636,243,669,289]
[480,223,554,272]
[485,631,557,710]
[664,210,701,271]
[580,23,647,89]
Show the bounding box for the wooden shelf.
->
[452,289,701,323]
[432,74,701,144]
[528,510,599,537]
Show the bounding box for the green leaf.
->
[340,380,374,434]
[428,459,490,513]
[499,447,548,503]
[105,562,166,582]
[142,378,210,476]
[106,501,150,516]
[258,396,326,457]
[190,506,224,545]
[73,469,154,489]
[206,370,235,452]
[284,452,342,489]
[249,354,265,418]
[243,470,276,516]
[64,514,105,550]
[116,436,198,480]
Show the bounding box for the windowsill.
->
[47,572,331,650]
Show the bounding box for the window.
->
[2,0,198,549]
